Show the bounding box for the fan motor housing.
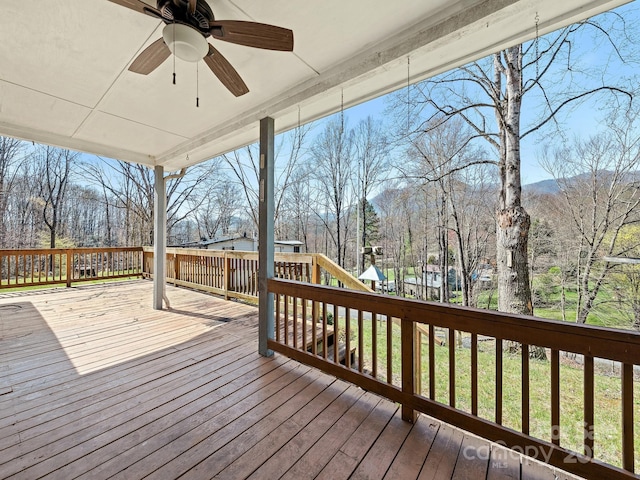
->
[157,0,214,34]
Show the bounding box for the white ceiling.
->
[0,0,631,170]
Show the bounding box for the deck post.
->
[259,117,275,357]
[401,318,417,422]
[153,165,166,310]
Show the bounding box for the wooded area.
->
[1,4,639,328]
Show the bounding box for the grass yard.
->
[343,317,640,471]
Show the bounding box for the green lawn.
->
[339,317,640,471]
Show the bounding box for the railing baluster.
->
[333,303,339,364]
[449,328,456,407]
[429,324,435,400]
[293,294,298,349]
[372,312,378,379]
[345,308,351,369]
[622,362,634,472]
[415,330,422,396]
[471,332,478,415]
[284,294,289,346]
[387,314,393,384]
[302,298,307,353]
[522,343,530,435]
[496,338,503,425]
[322,302,328,359]
[245,259,250,294]
[584,355,594,458]
[311,298,318,356]
[275,293,281,343]
[551,349,560,446]
[358,310,364,373]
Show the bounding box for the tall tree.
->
[399,11,634,318]
[222,125,311,233]
[192,182,242,240]
[405,118,494,305]
[35,146,76,249]
[0,137,24,248]
[282,166,313,251]
[81,159,215,245]
[609,225,640,330]
[541,119,640,324]
[353,116,389,273]
[309,117,355,267]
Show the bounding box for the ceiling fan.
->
[109,0,294,97]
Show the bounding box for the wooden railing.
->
[142,247,370,302]
[267,278,640,480]
[0,247,143,289]
[14,245,633,477]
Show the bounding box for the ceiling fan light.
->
[162,23,208,62]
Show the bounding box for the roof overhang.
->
[0,0,631,170]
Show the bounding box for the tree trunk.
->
[497,206,532,314]
[439,194,449,303]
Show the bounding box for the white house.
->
[178,234,303,253]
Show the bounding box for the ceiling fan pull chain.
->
[173,22,177,85]
[196,62,200,107]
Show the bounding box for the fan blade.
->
[187,0,197,15]
[204,44,249,97]
[210,21,294,51]
[129,38,170,75]
[107,0,162,18]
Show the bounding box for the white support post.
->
[153,165,166,310]
[259,117,275,357]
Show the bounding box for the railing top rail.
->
[0,247,143,255]
[268,278,640,364]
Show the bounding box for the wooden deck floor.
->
[0,280,581,480]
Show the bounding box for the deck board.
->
[0,280,583,480]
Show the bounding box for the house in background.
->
[176,234,303,253]
[404,265,465,299]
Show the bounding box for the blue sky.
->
[331,1,640,185]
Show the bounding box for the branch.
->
[521,86,633,139]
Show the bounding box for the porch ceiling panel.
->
[0,0,630,170]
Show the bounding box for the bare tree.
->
[609,225,640,329]
[405,118,495,305]
[353,116,390,273]
[282,166,313,251]
[309,117,355,267]
[192,182,242,239]
[81,158,216,245]
[34,146,76,249]
[398,11,635,318]
[222,125,311,233]
[541,118,640,324]
[0,137,24,248]
[375,186,407,295]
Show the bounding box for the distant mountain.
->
[522,178,560,195]
[523,170,640,196]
